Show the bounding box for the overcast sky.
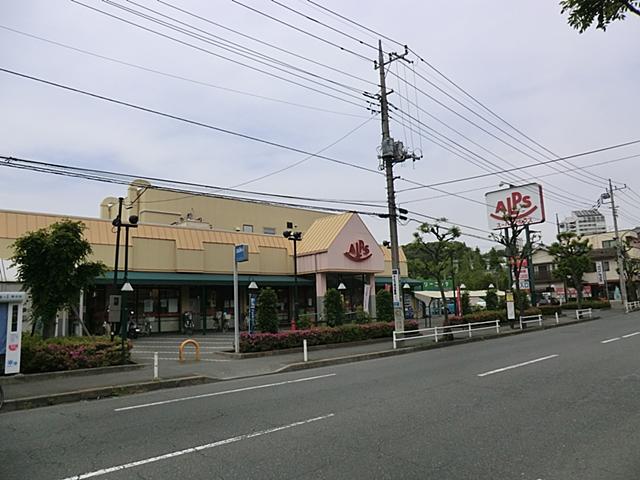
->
[1,0,639,250]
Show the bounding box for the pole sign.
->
[485,183,545,230]
[234,244,249,263]
[363,283,371,313]
[0,292,26,374]
[595,261,605,285]
[391,269,401,308]
[505,291,515,321]
[248,294,256,334]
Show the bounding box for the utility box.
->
[0,292,26,374]
[108,295,122,324]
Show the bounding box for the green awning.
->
[97,271,313,287]
[375,277,423,289]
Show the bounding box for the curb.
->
[0,363,145,385]
[277,316,600,373]
[1,375,215,413]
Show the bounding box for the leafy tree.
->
[375,289,393,322]
[548,232,593,308]
[409,220,461,324]
[256,287,279,333]
[324,288,344,327]
[461,291,471,315]
[485,288,499,310]
[11,220,105,339]
[560,0,639,32]
[620,237,640,301]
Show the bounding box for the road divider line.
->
[115,373,337,411]
[59,413,335,480]
[601,337,621,344]
[477,354,559,377]
[622,332,640,339]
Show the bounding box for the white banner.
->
[363,283,371,313]
[595,261,605,285]
[391,269,401,308]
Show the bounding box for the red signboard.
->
[344,240,372,262]
[485,183,546,230]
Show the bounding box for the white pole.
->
[434,326,439,343]
[153,352,158,380]
[539,315,542,327]
[555,312,559,324]
[392,331,396,349]
[519,317,523,330]
[496,319,500,333]
[468,323,472,338]
[303,339,308,361]
[233,254,239,354]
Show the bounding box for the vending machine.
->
[0,292,26,375]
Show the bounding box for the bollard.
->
[392,332,397,349]
[303,339,308,361]
[153,352,158,380]
[555,312,559,325]
[496,319,500,333]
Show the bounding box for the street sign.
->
[235,244,249,263]
[485,183,545,230]
[595,261,605,285]
[391,269,401,308]
[506,291,515,320]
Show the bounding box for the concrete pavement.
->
[1,309,639,479]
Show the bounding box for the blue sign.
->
[248,294,257,334]
[235,244,249,263]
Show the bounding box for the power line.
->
[0,24,368,119]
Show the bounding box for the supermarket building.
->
[0,181,417,334]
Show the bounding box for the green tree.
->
[620,237,640,301]
[560,0,639,32]
[409,220,461,323]
[461,291,471,315]
[548,232,593,308]
[375,289,393,322]
[256,287,279,333]
[11,220,105,339]
[485,288,499,310]
[324,288,344,327]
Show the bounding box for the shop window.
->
[263,227,276,235]
[243,224,254,233]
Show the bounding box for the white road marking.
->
[601,337,621,344]
[59,413,335,480]
[622,332,640,339]
[134,356,230,363]
[477,354,559,377]
[115,373,337,411]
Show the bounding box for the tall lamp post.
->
[113,213,138,362]
[283,229,302,330]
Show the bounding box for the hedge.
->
[561,300,611,310]
[239,320,419,353]
[447,308,543,325]
[20,335,132,374]
[538,305,563,315]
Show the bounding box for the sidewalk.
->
[0,312,603,411]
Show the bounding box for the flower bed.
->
[20,335,132,374]
[447,307,543,325]
[240,321,418,353]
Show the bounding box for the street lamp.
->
[248,281,258,334]
[488,283,495,289]
[337,282,347,291]
[283,229,302,330]
[113,213,138,362]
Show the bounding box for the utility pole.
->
[373,40,420,333]
[608,178,628,307]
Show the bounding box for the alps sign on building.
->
[485,183,546,230]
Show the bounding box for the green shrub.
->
[354,306,371,324]
[485,290,499,310]
[562,299,611,309]
[461,292,471,315]
[538,305,563,315]
[256,287,279,333]
[324,288,345,327]
[514,290,530,310]
[376,289,393,322]
[20,335,131,373]
[239,320,419,352]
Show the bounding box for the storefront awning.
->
[97,271,313,287]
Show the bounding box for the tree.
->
[11,220,105,339]
[461,291,471,315]
[409,220,461,324]
[375,289,393,322]
[620,237,640,301]
[560,0,639,32]
[548,232,593,308]
[324,288,344,327]
[485,288,499,310]
[256,287,279,333]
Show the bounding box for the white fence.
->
[519,314,542,329]
[393,320,500,349]
[575,308,593,320]
[626,301,640,313]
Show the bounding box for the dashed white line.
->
[601,337,621,344]
[622,331,640,339]
[115,373,337,411]
[477,354,559,377]
[59,413,335,480]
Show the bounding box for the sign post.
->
[391,269,403,332]
[506,291,515,324]
[233,244,249,353]
[0,292,26,375]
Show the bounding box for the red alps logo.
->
[345,240,372,262]
[490,190,538,221]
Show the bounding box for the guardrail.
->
[575,308,593,320]
[519,314,542,329]
[626,301,640,313]
[393,320,500,349]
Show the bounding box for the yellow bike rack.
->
[179,339,201,362]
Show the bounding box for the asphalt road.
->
[2,310,639,479]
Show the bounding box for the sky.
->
[1,0,639,251]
